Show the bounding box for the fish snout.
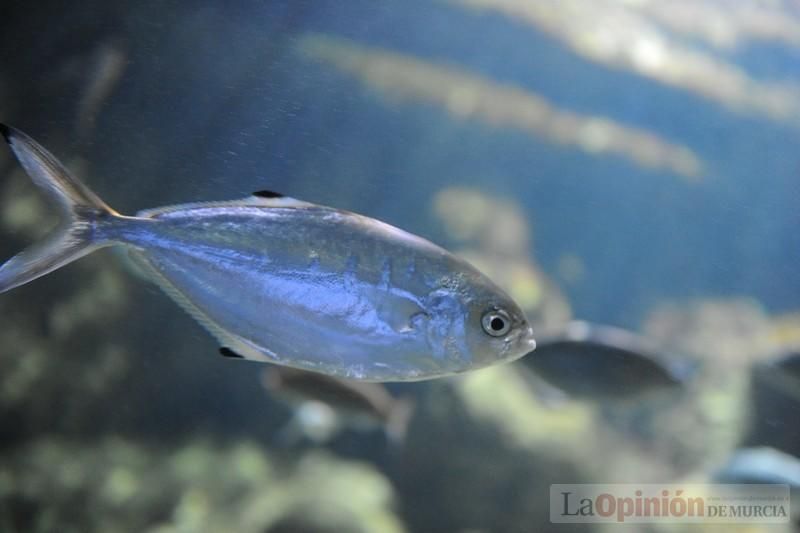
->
[522,325,536,351]
[500,324,536,363]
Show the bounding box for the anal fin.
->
[128,250,276,363]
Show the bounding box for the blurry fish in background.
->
[451,0,800,123]
[299,34,704,180]
[261,366,415,446]
[519,321,694,400]
[18,26,128,142]
[75,40,127,141]
[713,446,800,495]
[0,126,536,382]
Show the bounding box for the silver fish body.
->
[0,124,535,381]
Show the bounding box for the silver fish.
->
[0,124,535,381]
[261,366,415,444]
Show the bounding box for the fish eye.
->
[481,309,511,337]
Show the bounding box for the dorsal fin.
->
[252,190,284,199]
[219,347,245,359]
[136,192,315,218]
[249,192,313,208]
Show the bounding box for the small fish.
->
[0,125,535,381]
[76,41,127,139]
[262,366,414,444]
[520,321,690,400]
[713,447,800,489]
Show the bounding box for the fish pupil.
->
[490,317,505,331]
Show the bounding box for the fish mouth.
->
[524,327,536,351]
[526,336,537,351]
[501,326,536,361]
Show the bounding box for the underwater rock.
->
[767,312,800,352]
[432,187,531,255]
[454,366,592,449]
[394,363,698,531]
[644,298,778,371]
[623,298,791,474]
[0,437,405,533]
[396,369,592,533]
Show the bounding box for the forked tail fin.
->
[0,124,119,292]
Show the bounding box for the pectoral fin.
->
[375,294,428,334]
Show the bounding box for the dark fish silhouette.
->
[520,321,691,400]
[261,366,414,444]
